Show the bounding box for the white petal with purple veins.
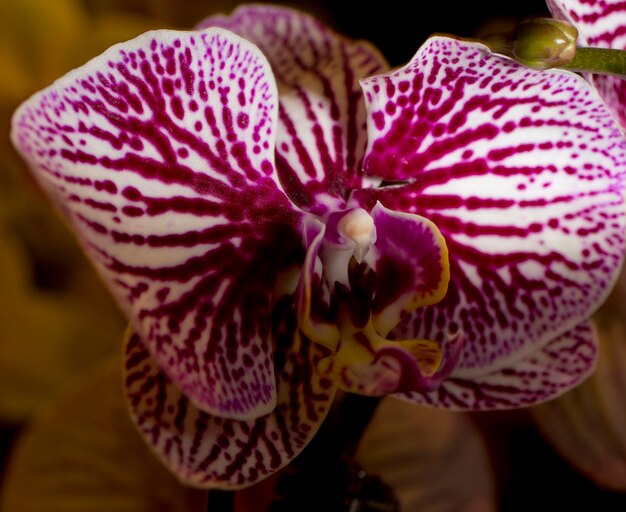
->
[547,0,626,48]
[398,321,598,410]
[124,324,336,489]
[531,311,626,490]
[354,36,626,380]
[199,5,389,213]
[12,28,303,420]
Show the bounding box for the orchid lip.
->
[297,203,452,395]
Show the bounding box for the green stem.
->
[480,17,626,78]
[562,47,626,77]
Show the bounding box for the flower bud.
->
[511,18,578,69]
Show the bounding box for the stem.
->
[204,396,396,511]
[328,394,383,458]
[206,489,234,512]
[480,18,626,78]
[562,47,626,77]
[270,394,398,512]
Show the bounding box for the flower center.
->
[337,208,376,263]
[295,203,461,396]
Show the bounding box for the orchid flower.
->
[548,0,626,130]
[11,5,626,489]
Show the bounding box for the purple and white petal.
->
[548,0,626,130]
[354,36,626,375]
[198,5,389,213]
[397,321,598,410]
[547,0,626,48]
[11,28,303,420]
[531,313,626,490]
[124,317,336,488]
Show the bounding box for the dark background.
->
[317,0,549,65]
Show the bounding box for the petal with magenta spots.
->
[355,36,626,375]
[199,5,389,212]
[397,321,598,410]
[11,28,303,419]
[124,320,336,489]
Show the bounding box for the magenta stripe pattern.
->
[11,28,304,420]
[198,5,389,213]
[353,37,626,384]
[400,321,597,409]
[124,300,336,488]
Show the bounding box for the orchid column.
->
[10,3,626,499]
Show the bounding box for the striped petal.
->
[353,36,626,378]
[11,28,303,419]
[531,312,626,490]
[548,0,626,130]
[124,319,337,489]
[546,0,626,47]
[198,5,388,213]
[398,321,598,410]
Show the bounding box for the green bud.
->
[511,19,578,69]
